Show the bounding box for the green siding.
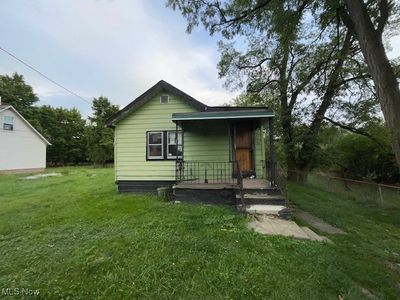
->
[114,92,267,181]
[115,93,197,181]
[184,121,230,162]
[182,121,232,181]
[184,120,266,179]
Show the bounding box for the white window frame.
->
[167,130,182,159]
[160,95,169,104]
[3,116,14,131]
[147,131,164,160]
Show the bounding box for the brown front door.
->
[234,122,254,176]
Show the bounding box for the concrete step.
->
[300,226,331,243]
[248,216,331,242]
[235,193,286,205]
[248,215,310,239]
[238,187,282,195]
[243,204,286,215]
[238,193,282,199]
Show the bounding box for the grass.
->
[289,176,400,299]
[0,167,399,299]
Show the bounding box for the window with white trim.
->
[147,132,164,159]
[146,130,182,160]
[167,131,182,159]
[3,116,14,131]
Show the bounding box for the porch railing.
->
[266,160,277,186]
[175,160,240,186]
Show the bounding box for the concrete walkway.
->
[248,215,331,242]
[294,210,346,234]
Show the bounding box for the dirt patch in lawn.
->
[22,173,62,180]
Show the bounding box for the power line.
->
[0,45,92,105]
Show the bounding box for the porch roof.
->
[172,109,274,122]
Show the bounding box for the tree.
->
[35,106,87,165]
[338,0,400,169]
[168,0,400,181]
[324,122,399,183]
[0,73,38,122]
[86,96,119,165]
[168,0,376,181]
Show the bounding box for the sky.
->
[0,1,399,118]
[0,0,239,117]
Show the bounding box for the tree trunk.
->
[281,106,307,183]
[344,0,400,168]
[277,37,301,183]
[297,31,352,172]
[281,102,301,182]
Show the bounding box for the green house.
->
[107,81,280,205]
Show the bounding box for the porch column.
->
[269,117,276,186]
[175,121,179,181]
[175,121,183,182]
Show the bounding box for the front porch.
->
[172,108,278,184]
[175,178,272,190]
[173,177,284,206]
[171,108,282,206]
[172,159,283,207]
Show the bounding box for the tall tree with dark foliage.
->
[168,0,399,180]
[86,96,119,165]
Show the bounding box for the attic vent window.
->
[160,95,169,104]
[3,116,14,131]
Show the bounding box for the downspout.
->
[175,121,178,182]
[269,117,276,186]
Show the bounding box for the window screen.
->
[147,132,164,159]
[167,131,182,159]
[160,95,169,104]
[3,116,14,131]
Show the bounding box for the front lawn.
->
[0,167,398,299]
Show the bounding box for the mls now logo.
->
[2,287,40,296]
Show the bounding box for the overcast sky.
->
[1,0,399,117]
[0,0,240,117]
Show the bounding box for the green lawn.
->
[0,168,399,299]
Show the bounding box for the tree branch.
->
[247,79,279,93]
[289,59,328,108]
[238,57,271,70]
[376,0,390,35]
[334,73,371,88]
[199,0,227,23]
[324,117,383,145]
[210,0,273,30]
[337,5,356,35]
[289,16,345,113]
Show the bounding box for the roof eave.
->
[172,110,275,122]
[4,106,51,145]
[172,115,274,122]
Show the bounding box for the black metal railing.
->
[266,159,277,186]
[236,161,245,206]
[176,160,240,185]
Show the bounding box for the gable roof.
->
[106,80,208,127]
[0,104,51,145]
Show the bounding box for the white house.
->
[0,100,50,172]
